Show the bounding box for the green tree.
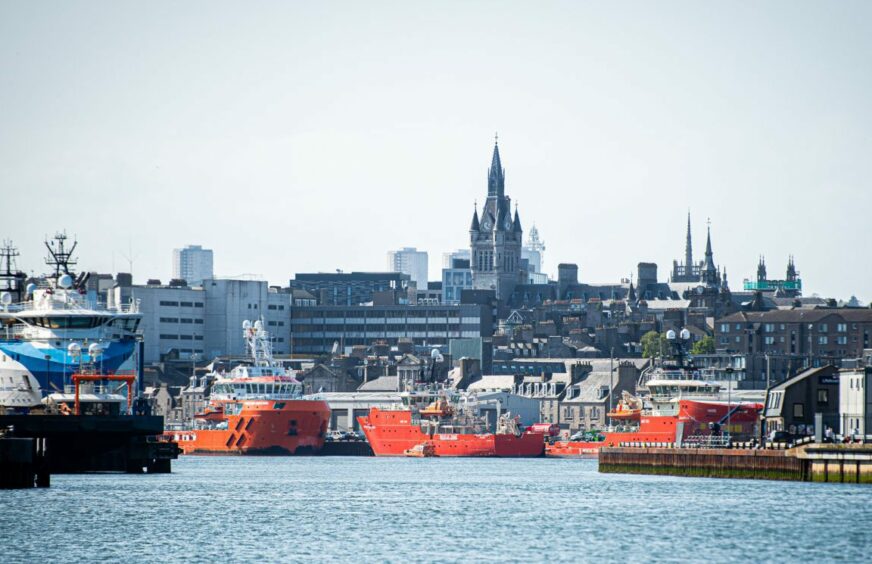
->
[641,331,669,358]
[690,335,715,355]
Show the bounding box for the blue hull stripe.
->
[0,340,136,395]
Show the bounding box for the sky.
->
[1,1,870,302]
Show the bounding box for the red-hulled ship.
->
[166,320,329,455]
[359,391,545,457]
[547,330,764,457]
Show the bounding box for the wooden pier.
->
[599,444,872,483]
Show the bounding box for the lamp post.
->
[726,367,734,444]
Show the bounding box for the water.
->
[3,457,871,563]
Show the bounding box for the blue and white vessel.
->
[0,234,142,410]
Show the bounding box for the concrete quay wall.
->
[600,445,872,483]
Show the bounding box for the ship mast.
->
[44,231,78,278]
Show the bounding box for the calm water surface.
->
[3,456,871,563]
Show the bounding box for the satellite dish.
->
[58,274,74,289]
[680,328,691,341]
[0,292,11,306]
[666,330,676,341]
[88,343,104,357]
[242,320,252,330]
[67,342,82,356]
[254,320,263,331]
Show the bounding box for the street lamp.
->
[725,367,734,445]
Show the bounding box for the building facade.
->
[172,245,213,285]
[288,272,412,306]
[387,247,429,288]
[289,303,492,355]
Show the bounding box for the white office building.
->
[110,278,290,363]
[387,247,428,289]
[172,245,214,286]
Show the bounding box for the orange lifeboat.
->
[404,442,437,457]
[419,398,454,418]
[607,391,643,421]
[194,406,225,422]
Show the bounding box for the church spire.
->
[701,220,718,286]
[487,136,505,198]
[470,204,480,231]
[685,211,693,268]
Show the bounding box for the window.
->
[180,318,193,324]
[180,301,193,307]
[837,336,847,345]
[719,324,729,333]
[819,323,828,332]
[159,334,178,340]
[793,403,804,418]
[764,324,775,333]
[817,389,828,404]
[818,336,828,345]
[837,323,847,332]
[195,319,204,324]
[159,301,179,307]
[268,305,277,310]
[764,336,775,345]
[194,302,204,307]
[160,317,179,323]
[194,335,204,341]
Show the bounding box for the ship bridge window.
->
[32,316,108,329]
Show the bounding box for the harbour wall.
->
[599,445,872,483]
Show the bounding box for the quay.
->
[599,444,872,483]
[0,415,180,475]
[0,437,49,489]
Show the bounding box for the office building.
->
[172,245,213,286]
[387,247,428,288]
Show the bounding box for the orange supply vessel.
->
[166,320,329,455]
[547,338,764,458]
[359,390,545,457]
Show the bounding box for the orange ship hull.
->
[546,399,763,457]
[167,400,330,455]
[359,408,545,457]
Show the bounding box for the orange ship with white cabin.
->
[166,320,329,455]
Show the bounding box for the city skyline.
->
[2,2,870,302]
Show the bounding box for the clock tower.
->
[469,138,524,302]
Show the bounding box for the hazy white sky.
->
[1,1,870,301]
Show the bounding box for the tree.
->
[690,335,715,355]
[641,331,669,358]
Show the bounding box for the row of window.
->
[159,317,204,324]
[721,322,861,333]
[267,304,286,310]
[159,301,204,307]
[159,334,204,341]
[267,321,285,327]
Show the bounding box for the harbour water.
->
[3,457,871,563]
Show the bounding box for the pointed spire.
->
[701,219,718,286]
[470,205,480,231]
[628,281,637,302]
[684,211,693,268]
[512,203,522,233]
[487,137,505,197]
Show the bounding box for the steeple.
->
[487,137,505,198]
[700,221,718,286]
[786,255,797,281]
[470,204,480,231]
[512,205,522,233]
[684,211,693,268]
[628,281,637,302]
[757,256,767,282]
